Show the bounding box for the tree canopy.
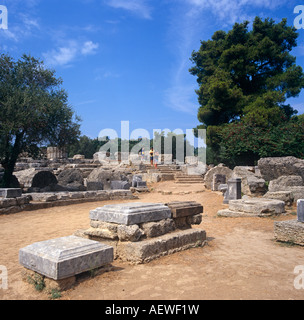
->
[0,54,81,187]
[190,17,304,166]
[190,17,304,127]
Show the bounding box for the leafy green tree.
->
[190,17,304,163]
[190,17,304,128]
[0,54,81,187]
[68,135,101,159]
[218,116,304,166]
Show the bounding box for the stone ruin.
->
[19,200,206,292]
[218,198,286,217]
[75,201,205,264]
[16,155,304,294]
[274,199,304,246]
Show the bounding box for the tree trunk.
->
[1,133,23,188]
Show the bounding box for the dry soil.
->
[0,181,304,300]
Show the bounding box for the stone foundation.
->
[21,264,114,293]
[117,229,206,264]
[76,201,206,264]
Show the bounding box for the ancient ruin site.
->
[2,3,304,304]
[1,153,304,300]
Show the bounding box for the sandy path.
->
[1,181,304,300]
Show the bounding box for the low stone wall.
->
[0,190,136,215]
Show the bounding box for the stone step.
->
[175,176,204,180]
[116,229,207,264]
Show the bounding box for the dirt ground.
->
[1,181,304,300]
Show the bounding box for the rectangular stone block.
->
[132,175,143,187]
[297,199,304,222]
[86,181,104,191]
[223,178,242,204]
[274,220,304,246]
[110,180,131,190]
[228,198,285,215]
[0,188,22,198]
[19,235,114,280]
[212,174,226,191]
[166,201,203,218]
[90,203,171,225]
[117,229,206,264]
[136,181,147,188]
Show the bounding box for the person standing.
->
[149,147,154,166]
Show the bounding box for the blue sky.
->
[1,0,304,140]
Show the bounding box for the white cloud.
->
[106,0,152,19]
[186,0,289,24]
[164,0,290,114]
[43,40,99,67]
[81,41,99,55]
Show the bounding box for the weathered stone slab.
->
[110,180,131,190]
[117,229,207,264]
[136,181,147,188]
[141,219,176,238]
[268,175,303,192]
[19,235,114,280]
[297,199,304,223]
[0,188,22,198]
[132,175,143,187]
[90,203,172,225]
[204,165,233,190]
[212,174,226,191]
[288,186,304,202]
[263,191,294,206]
[165,201,203,218]
[274,220,304,246]
[86,181,104,191]
[29,193,58,202]
[228,198,285,216]
[223,178,242,204]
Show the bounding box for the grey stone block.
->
[0,188,22,198]
[117,225,144,242]
[86,181,104,191]
[274,220,304,246]
[297,199,304,222]
[90,203,171,225]
[141,219,176,238]
[19,235,114,280]
[117,229,207,264]
[132,175,143,187]
[228,198,285,215]
[136,181,147,188]
[110,180,131,190]
[263,191,294,206]
[223,178,242,204]
[218,198,285,217]
[165,201,203,218]
[212,174,226,191]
